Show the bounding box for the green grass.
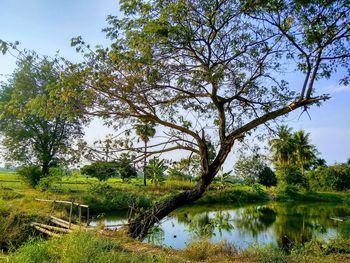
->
[2,232,350,263]
[1,232,183,263]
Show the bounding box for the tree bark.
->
[42,162,50,176]
[128,179,208,239]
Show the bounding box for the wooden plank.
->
[32,222,72,233]
[50,216,80,230]
[50,216,89,230]
[35,198,89,208]
[330,217,344,222]
[32,225,61,237]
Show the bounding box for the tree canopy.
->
[0,53,85,175]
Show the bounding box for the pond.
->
[91,202,350,250]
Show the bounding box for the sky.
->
[0,0,349,167]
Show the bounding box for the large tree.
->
[70,0,350,238]
[0,53,84,175]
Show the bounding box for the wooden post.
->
[86,207,90,227]
[78,204,82,227]
[69,201,73,229]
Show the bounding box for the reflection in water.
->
[234,206,277,237]
[94,203,350,250]
[184,211,234,239]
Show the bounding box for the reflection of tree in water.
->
[339,221,350,239]
[234,206,277,237]
[273,204,348,251]
[146,226,165,246]
[149,204,350,250]
[180,211,234,239]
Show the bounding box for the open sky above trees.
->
[0,0,349,166]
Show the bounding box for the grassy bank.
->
[1,231,350,263]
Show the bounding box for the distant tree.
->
[269,126,294,166]
[307,162,350,191]
[258,166,277,188]
[134,120,156,186]
[116,154,138,182]
[234,153,266,185]
[0,53,84,176]
[145,158,167,186]
[269,127,318,184]
[293,130,318,175]
[81,161,119,181]
[81,157,137,182]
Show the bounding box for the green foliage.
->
[17,166,42,187]
[247,244,287,263]
[169,156,201,179]
[270,126,318,186]
[5,232,176,263]
[0,210,42,252]
[258,166,277,187]
[84,183,152,213]
[276,184,301,201]
[0,53,84,174]
[197,186,269,205]
[234,152,266,185]
[306,162,350,191]
[145,158,167,186]
[281,165,307,187]
[183,240,237,261]
[81,160,137,182]
[134,119,156,144]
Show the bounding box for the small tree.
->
[234,153,266,185]
[81,161,120,181]
[258,166,277,188]
[134,120,156,186]
[81,159,137,182]
[145,158,167,186]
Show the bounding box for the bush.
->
[283,165,306,186]
[258,166,277,187]
[81,160,137,181]
[276,184,300,201]
[197,186,269,205]
[183,240,237,261]
[83,183,152,213]
[306,163,350,191]
[17,166,43,187]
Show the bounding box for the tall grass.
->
[4,232,182,263]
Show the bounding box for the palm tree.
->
[134,120,156,186]
[293,130,317,175]
[269,125,294,167]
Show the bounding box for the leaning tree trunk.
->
[128,177,210,239]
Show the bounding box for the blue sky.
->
[0,0,349,166]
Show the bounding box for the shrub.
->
[258,166,277,187]
[306,163,350,191]
[81,160,137,181]
[276,184,300,201]
[183,240,237,261]
[83,183,152,213]
[17,166,43,187]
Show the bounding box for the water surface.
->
[92,202,350,250]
